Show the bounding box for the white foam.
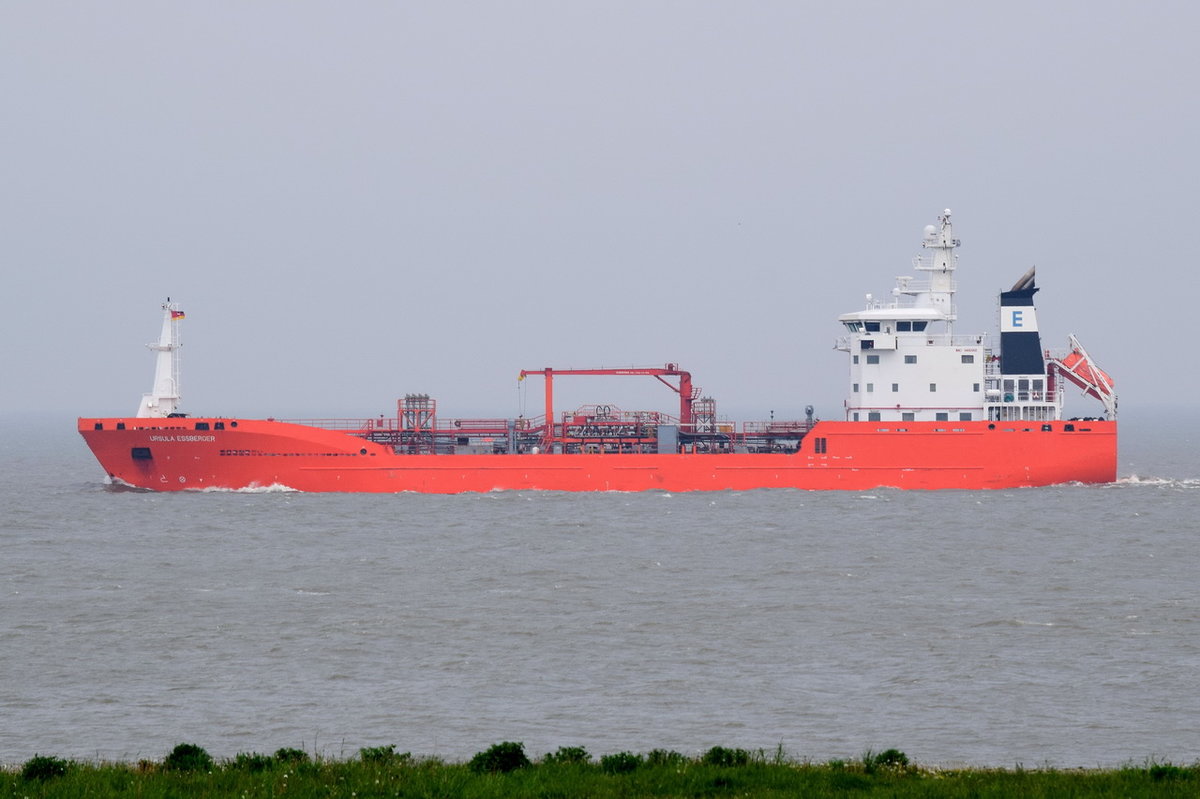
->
[193,482,300,493]
[1117,475,1200,489]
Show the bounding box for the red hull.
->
[78,417,1117,493]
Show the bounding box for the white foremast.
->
[136,300,184,418]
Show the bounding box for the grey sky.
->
[2,2,1194,421]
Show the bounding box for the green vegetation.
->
[4,743,1199,798]
[468,740,531,773]
[162,742,214,772]
[18,755,69,781]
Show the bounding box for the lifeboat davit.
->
[1049,334,1117,419]
[1057,349,1114,400]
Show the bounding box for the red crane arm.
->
[518,365,695,443]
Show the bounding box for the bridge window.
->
[912,321,928,331]
[897,321,912,332]
[865,321,881,332]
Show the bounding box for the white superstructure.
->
[837,210,1116,424]
[135,300,184,418]
[837,210,994,423]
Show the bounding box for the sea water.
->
[1,411,1197,767]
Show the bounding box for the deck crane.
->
[518,364,697,448]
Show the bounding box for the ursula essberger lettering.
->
[149,434,216,442]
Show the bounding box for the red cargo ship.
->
[79,210,1117,492]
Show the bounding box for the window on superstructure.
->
[866,354,879,364]
[936,412,949,421]
[961,354,975,364]
[853,383,859,393]
[973,383,980,392]
[913,321,928,331]
[902,412,915,421]
[960,412,972,421]
[865,321,881,332]
[853,412,860,421]
[929,383,937,392]
[866,383,874,393]
[897,321,912,332]
[853,355,859,364]
[905,355,917,364]
[868,412,881,421]
[891,383,899,392]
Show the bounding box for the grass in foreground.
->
[5,742,1199,798]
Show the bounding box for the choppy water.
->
[1,412,1197,767]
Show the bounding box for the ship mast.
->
[136,300,184,418]
[917,208,959,334]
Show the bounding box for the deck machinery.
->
[349,365,814,456]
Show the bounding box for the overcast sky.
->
[2,2,1195,423]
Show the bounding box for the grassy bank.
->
[5,742,1198,798]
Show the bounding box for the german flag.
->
[171,310,186,320]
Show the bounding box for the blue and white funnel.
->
[999,267,1045,376]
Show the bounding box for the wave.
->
[192,483,300,494]
[102,476,301,493]
[102,476,152,493]
[1115,475,1200,489]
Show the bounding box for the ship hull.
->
[78,417,1117,493]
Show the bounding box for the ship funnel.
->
[136,301,184,417]
[998,273,1045,375]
